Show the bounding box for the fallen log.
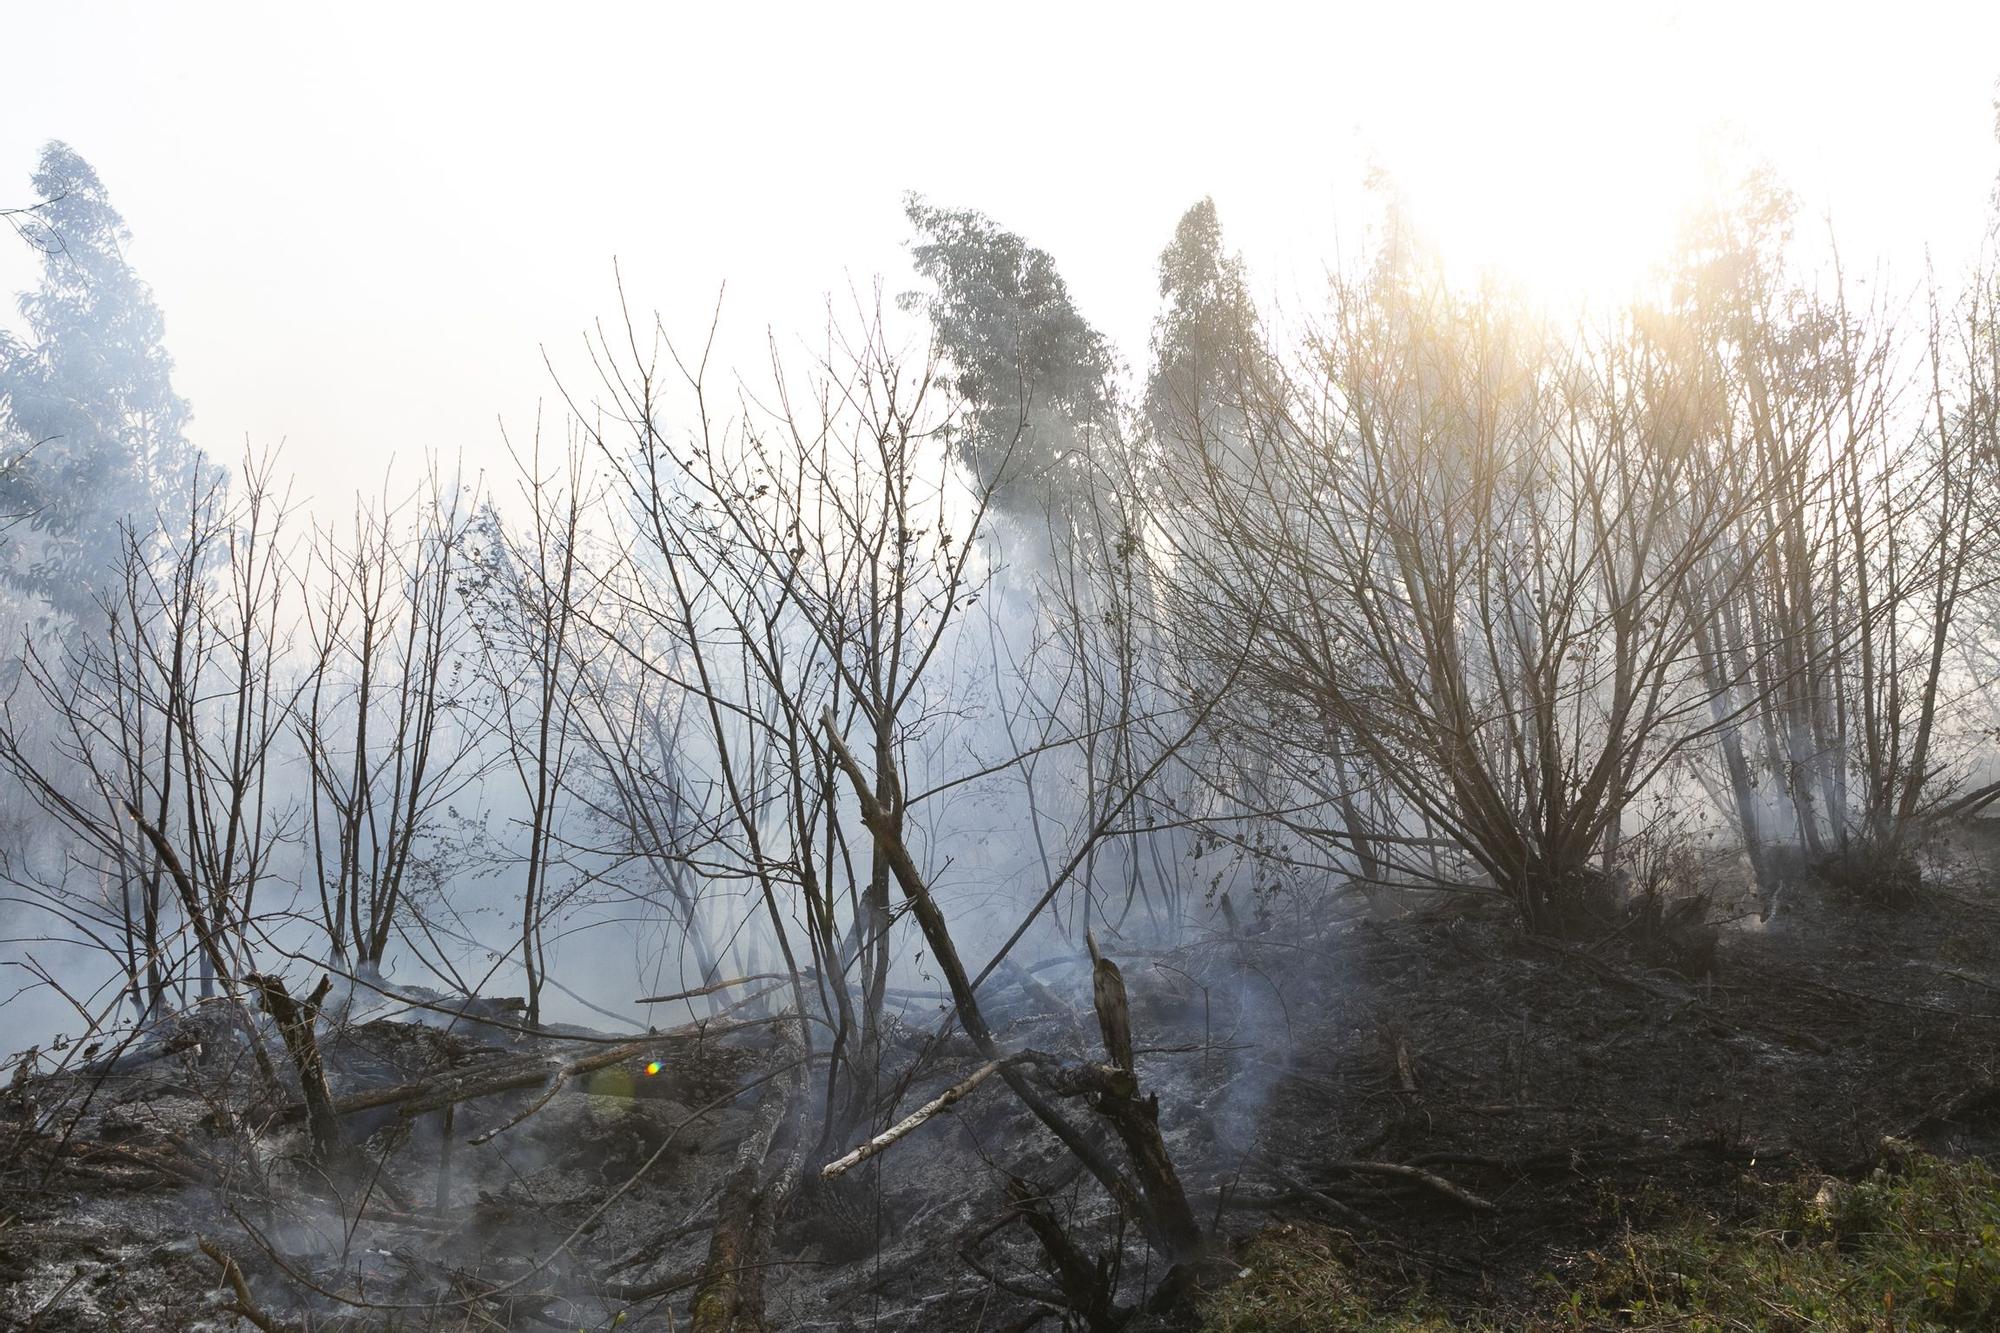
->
[688,1012,807,1333]
[400,1040,652,1120]
[1001,958,1072,1020]
[30,1137,210,1187]
[271,1019,761,1127]
[267,1046,630,1128]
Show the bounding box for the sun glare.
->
[1389,127,1709,310]
[1364,9,1733,311]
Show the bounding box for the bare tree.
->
[463,429,594,1028]
[1665,192,2000,898]
[1162,241,1776,932]
[299,468,488,977]
[0,453,297,1080]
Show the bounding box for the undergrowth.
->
[1200,1153,2000,1331]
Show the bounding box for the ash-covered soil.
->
[5,825,1999,1330]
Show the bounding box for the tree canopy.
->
[0,140,192,621]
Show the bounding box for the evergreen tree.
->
[0,141,192,621]
[1144,198,1271,480]
[902,195,1120,517]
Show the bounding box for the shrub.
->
[1813,841,1924,908]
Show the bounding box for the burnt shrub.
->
[1625,888,1719,979]
[1813,840,1922,908]
[1616,830,1721,978]
[1519,866,1624,939]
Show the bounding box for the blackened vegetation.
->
[1257,830,2000,1316]
[4,825,2000,1329]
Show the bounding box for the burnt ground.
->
[1251,826,2000,1319]
[3,822,1999,1330]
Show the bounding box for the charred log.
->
[244,973,347,1163]
[688,1013,807,1333]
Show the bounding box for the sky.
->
[3,0,1998,516]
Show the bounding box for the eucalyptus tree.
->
[0,141,192,623]
[903,196,1122,522]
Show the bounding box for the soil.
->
[4,822,1998,1330]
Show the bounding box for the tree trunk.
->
[246,972,348,1163]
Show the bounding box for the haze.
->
[9,5,2000,1330]
[5,1,1996,514]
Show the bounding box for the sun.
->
[1363,8,1726,312]
[1387,133,1710,312]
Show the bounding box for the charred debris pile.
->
[8,831,2000,1331]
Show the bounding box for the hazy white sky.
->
[3,0,1997,514]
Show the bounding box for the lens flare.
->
[644,1060,662,1077]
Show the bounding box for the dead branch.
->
[1036,1060,1203,1261]
[1078,933,1203,1262]
[466,1055,596,1146]
[199,1238,298,1333]
[688,1013,806,1333]
[1320,1159,1497,1213]
[957,1242,1068,1313]
[1251,1156,1373,1231]
[434,1102,455,1211]
[637,973,787,1006]
[819,710,1165,1251]
[1005,1175,1123,1333]
[126,805,281,1092]
[602,1263,706,1302]
[812,704,1200,1256]
[820,1057,1013,1179]
[1085,930,1134,1074]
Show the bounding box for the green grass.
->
[1199,1153,2000,1331]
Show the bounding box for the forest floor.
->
[1201,817,2000,1329]
[3,821,1999,1330]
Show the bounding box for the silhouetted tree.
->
[902,196,1121,518]
[1144,198,1270,472]
[300,472,489,975]
[0,141,192,622]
